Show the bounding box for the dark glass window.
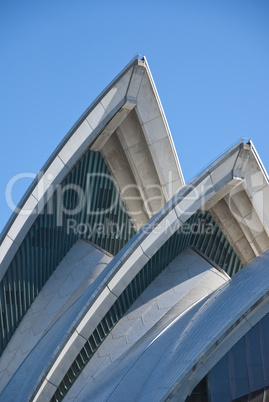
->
[209,313,269,401]
[210,354,232,402]
[245,325,264,392]
[228,338,249,399]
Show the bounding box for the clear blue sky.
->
[1,0,269,233]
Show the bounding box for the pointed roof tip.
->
[133,54,145,59]
[127,54,145,66]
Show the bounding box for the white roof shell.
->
[1,57,269,401]
[2,139,269,400]
[0,56,184,281]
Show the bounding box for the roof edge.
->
[0,55,142,246]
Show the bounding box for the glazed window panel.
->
[245,325,264,392]
[228,338,249,399]
[210,354,232,402]
[260,315,269,385]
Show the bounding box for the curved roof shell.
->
[0,56,185,357]
[2,138,269,401]
[1,58,269,401]
[0,56,184,280]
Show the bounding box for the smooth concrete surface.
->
[1,140,235,397]
[4,140,266,401]
[126,62,145,103]
[64,249,269,402]
[99,97,183,228]
[90,103,135,152]
[0,240,112,399]
[0,56,184,282]
[169,249,269,401]
[1,57,269,402]
[140,208,179,258]
[107,245,149,298]
[58,120,93,168]
[31,141,247,399]
[209,143,269,265]
[136,58,183,199]
[63,248,228,401]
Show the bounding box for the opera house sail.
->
[0,56,269,401]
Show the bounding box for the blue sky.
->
[1,0,269,233]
